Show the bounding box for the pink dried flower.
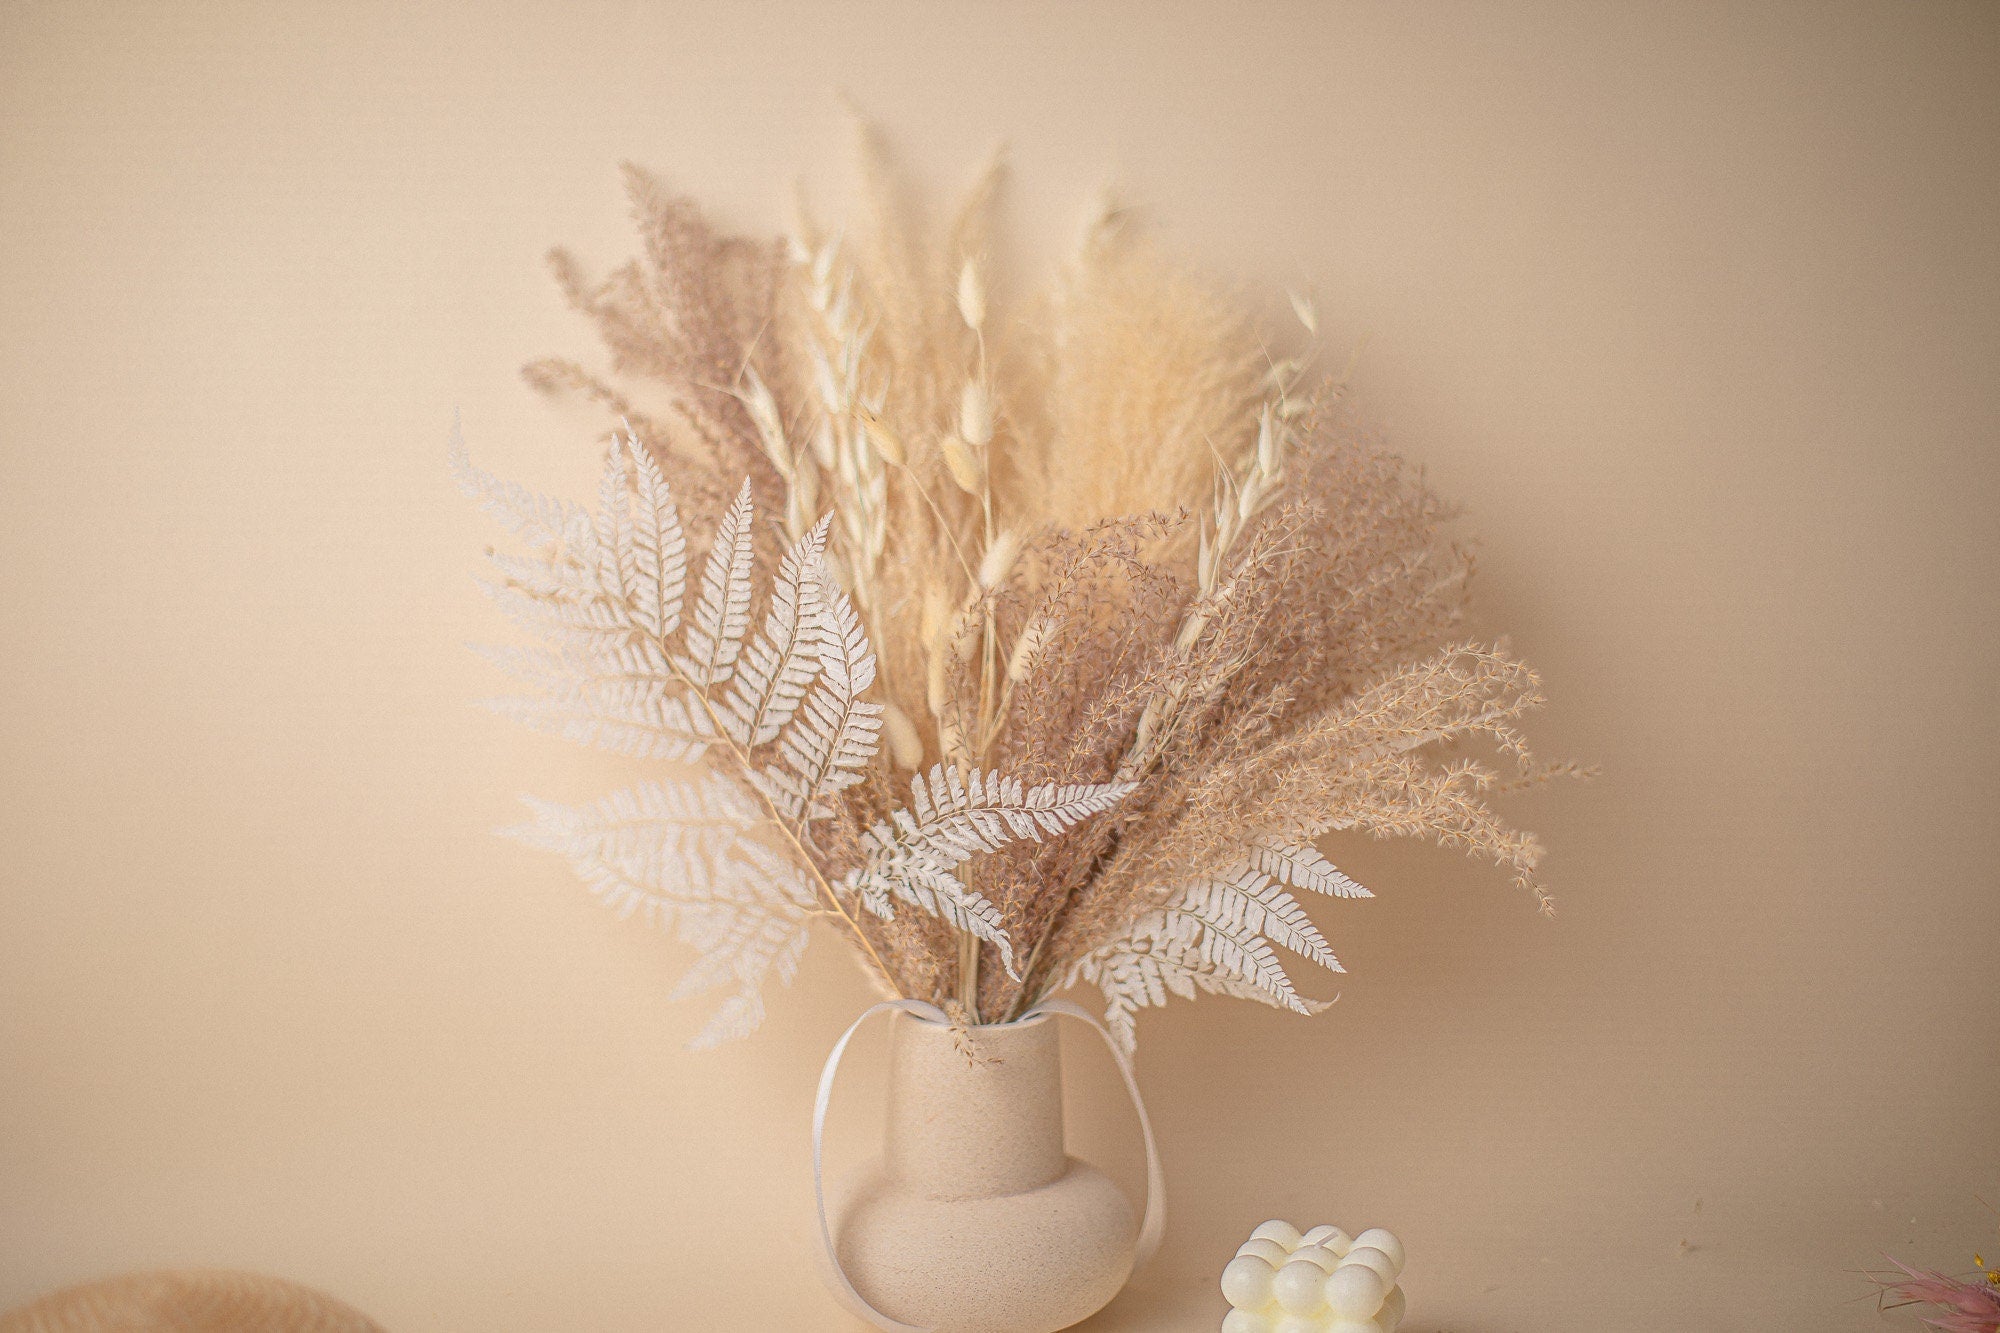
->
[1876,1256,2000,1333]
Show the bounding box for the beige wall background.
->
[3,2,1995,1329]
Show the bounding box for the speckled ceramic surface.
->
[831,1011,1139,1333]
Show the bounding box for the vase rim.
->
[896,1005,1055,1032]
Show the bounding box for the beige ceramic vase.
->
[828,1009,1141,1333]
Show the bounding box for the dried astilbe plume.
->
[458,133,1580,1054]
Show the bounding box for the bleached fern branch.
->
[757,566,884,825]
[457,420,1129,1043]
[474,640,709,762]
[502,775,816,1049]
[1067,844,1367,1054]
[723,514,830,747]
[675,479,754,688]
[842,766,1133,978]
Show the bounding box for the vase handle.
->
[811,997,1166,1332]
[1020,997,1167,1270]
[813,998,950,1333]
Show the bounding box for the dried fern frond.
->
[457,424,1126,1044]
[470,131,1582,1054]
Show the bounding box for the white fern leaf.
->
[474,473,633,655]
[464,435,1139,1047]
[471,640,609,695]
[1250,842,1372,898]
[503,776,816,1048]
[669,909,810,1002]
[852,766,1130,879]
[503,776,810,918]
[474,640,713,761]
[623,435,687,640]
[1179,866,1345,972]
[593,440,636,608]
[677,479,755,688]
[685,993,757,1049]
[670,909,811,1051]
[758,564,883,824]
[842,766,1132,976]
[481,692,707,763]
[473,636,688,694]
[481,548,610,609]
[464,435,708,757]
[723,515,831,746]
[1067,926,1297,1056]
[450,415,585,547]
[1068,858,1351,1055]
[870,861,1017,973]
[481,577,634,651]
[462,435,864,1050]
[1163,905,1313,1011]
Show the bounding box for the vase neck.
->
[883,1011,1067,1199]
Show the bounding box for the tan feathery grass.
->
[482,128,1584,1053]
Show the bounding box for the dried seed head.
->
[880,700,924,770]
[787,467,820,536]
[738,365,790,476]
[957,259,986,331]
[946,598,982,648]
[1263,357,1302,391]
[959,380,994,447]
[1288,289,1318,336]
[1006,618,1048,682]
[808,343,842,414]
[810,238,837,291]
[857,407,906,467]
[1256,404,1278,474]
[978,527,1023,589]
[926,637,952,718]
[837,432,864,487]
[811,419,838,470]
[939,433,983,494]
[921,584,952,647]
[920,584,959,717]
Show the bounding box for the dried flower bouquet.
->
[457,138,1575,1053]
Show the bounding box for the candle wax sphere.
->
[1326,1321,1383,1333]
[1343,1246,1399,1284]
[1274,1315,1325,1333]
[1352,1228,1405,1271]
[1221,1255,1277,1309]
[1287,1244,1339,1272]
[1302,1224,1353,1255]
[1250,1219,1304,1250]
[1378,1284,1407,1332]
[1324,1264,1388,1320]
[1273,1260,1330,1314]
[1236,1238,1292,1267]
[1222,1309,1275,1333]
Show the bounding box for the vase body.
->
[829,1010,1139,1333]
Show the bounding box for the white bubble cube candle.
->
[1219,1219,1407,1333]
